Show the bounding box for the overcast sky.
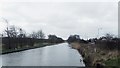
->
[0,1,118,39]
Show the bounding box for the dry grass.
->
[70,42,119,66]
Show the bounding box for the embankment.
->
[69,42,119,67]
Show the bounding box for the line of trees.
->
[67,34,119,50]
[1,25,64,50]
[95,33,119,50]
[29,30,45,39]
[67,34,88,44]
[2,25,45,39]
[48,35,64,43]
[1,25,46,49]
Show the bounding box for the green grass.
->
[104,57,120,67]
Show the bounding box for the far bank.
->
[1,37,64,54]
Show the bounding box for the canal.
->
[1,43,85,66]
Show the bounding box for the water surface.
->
[2,43,85,66]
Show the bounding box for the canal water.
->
[1,43,85,66]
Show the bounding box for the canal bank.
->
[69,42,119,67]
[2,43,85,66]
[2,43,60,54]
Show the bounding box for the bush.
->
[96,39,118,50]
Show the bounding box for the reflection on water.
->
[2,43,85,66]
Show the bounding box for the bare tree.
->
[105,33,114,40]
[29,31,38,38]
[36,30,45,39]
[18,28,26,38]
[8,25,18,37]
[29,30,45,39]
[2,18,10,37]
[4,25,26,38]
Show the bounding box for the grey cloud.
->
[0,2,118,39]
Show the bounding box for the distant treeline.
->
[95,38,119,50]
[1,25,65,50]
[67,35,88,44]
[67,34,120,50]
[2,37,64,50]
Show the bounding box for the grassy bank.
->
[70,42,119,67]
[1,37,65,54]
[2,43,59,54]
[103,57,120,67]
